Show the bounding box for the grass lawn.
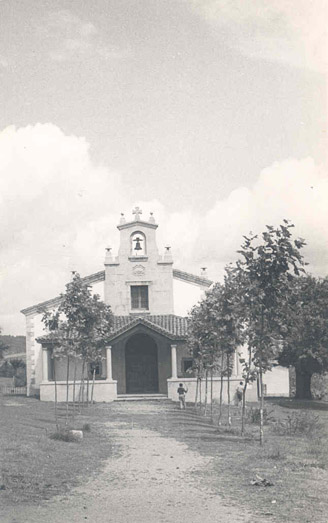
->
[198,399,328,522]
[0,394,112,504]
[1,393,328,522]
[125,397,328,522]
[209,400,328,522]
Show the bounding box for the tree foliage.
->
[235,221,306,373]
[42,273,114,364]
[188,274,243,375]
[188,269,244,421]
[233,220,306,443]
[278,275,328,398]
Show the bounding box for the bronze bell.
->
[134,237,142,251]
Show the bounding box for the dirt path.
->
[2,402,264,523]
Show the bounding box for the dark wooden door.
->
[125,334,159,393]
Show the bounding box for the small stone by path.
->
[2,402,267,523]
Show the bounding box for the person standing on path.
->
[234,381,244,408]
[177,383,188,409]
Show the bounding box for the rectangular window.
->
[131,285,149,310]
[182,358,193,375]
[89,361,103,380]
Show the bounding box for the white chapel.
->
[21,208,289,402]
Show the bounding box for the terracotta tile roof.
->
[110,314,189,340]
[37,314,189,344]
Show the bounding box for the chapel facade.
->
[21,208,289,402]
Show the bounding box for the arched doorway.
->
[125,333,159,393]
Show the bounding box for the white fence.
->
[0,386,27,396]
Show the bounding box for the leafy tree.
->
[278,275,328,399]
[42,273,113,422]
[188,299,215,412]
[235,221,305,444]
[206,272,244,425]
[188,271,243,425]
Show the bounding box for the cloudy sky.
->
[0,0,327,334]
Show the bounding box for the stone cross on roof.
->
[132,206,142,220]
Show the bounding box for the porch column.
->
[42,347,49,382]
[106,346,113,380]
[171,344,177,379]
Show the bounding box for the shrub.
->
[247,407,275,425]
[49,430,80,443]
[273,410,323,437]
[82,423,91,432]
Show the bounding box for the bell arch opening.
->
[130,231,146,256]
[125,333,159,394]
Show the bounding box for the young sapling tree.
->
[235,221,305,444]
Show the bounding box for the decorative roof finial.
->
[164,246,173,261]
[200,267,208,277]
[119,213,126,225]
[132,206,142,221]
[149,212,155,224]
[105,246,113,264]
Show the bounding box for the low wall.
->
[40,380,117,402]
[167,378,258,403]
[263,366,290,397]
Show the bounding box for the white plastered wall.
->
[25,278,105,395]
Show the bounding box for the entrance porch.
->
[38,320,184,402]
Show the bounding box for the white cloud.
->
[124,158,328,279]
[187,0,328,72]
[0,124,327,334]
[0,124,129,333]
[191,157,328,278]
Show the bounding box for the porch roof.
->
[110,314,189,341]
[36,314,189,345]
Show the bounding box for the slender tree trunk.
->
[227,353,231,427]
[259,360,264,446]
[204,369,208,416]
[86,373,90,407]
[295,367,312,399]
[72,358,77,420]
[241,347,252,435]
[194,372,199,408]
[210,366,213,421]
[241,384,247,434]
[53,356,58,431]
[78,363,82,405]
[79,358,86,409]
[218,351,224,426]
[65,355,70,425]
[91,368,96,404]
[259,307,265,446]
[199,374,202,413]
